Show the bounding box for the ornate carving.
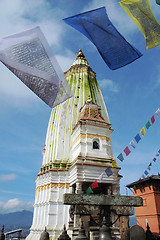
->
[69,205,75,221]
[36,182,70,193]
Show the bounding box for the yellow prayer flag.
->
[119,0,160,49]
[112,159,118,167]
[140,127,146,137]
[133,185,137,191]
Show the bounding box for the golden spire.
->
[76,49,86,60]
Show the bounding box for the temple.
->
[26,50,122,240]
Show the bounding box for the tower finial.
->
[76,49,86,60]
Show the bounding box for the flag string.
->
[117,108,160,162]
[139,149,160,181]
[86,164,118,194]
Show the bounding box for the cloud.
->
[0,198,33,213]
[0,0,63,46]
[0,174,17,182]
[0,190,33,197]
[99,79,119,93]
[55,50,75,72]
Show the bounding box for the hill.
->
[0,210,33,229]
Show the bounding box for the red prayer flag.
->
[153,157,156,162]
[123,146,131,156]
[91,180,99,189]
[151,115,155,124]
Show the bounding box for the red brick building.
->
[127,175,160,235]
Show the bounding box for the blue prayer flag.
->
[105,167,113,177]
[144,170,149,175]
[63,7,142,70]
[158,149,160,153]
[135,134,141,143]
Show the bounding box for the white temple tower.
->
[26,50,121,240]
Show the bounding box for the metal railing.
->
[5,229,23,239]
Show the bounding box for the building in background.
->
[127,175,160,236]
[26,50,121,240]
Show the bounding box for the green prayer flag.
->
[145,121,151,129]
[156,0,160,5]
[117,153,124,162]
[147,166,151,170]
[86,186,94,194]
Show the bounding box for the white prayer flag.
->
[0,27,72,108]
[98,173,104,181]
[155,108,160,116]
[141,174,145,179]
[129,140,136,149]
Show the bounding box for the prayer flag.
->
[123,146,131,156]
[63,7,142,70]
[149,162,152,167]
[141,174,145,179]
[91,180,99,189]
[153,157,157,162]
[117,153,124,162]
[98,173,104,181]
[86,186,94,194]
[158,149,160,153]
[155,108,160,116]
[120,0,160,49]
[145,121,151,129]
[147,166,151,170]
[112,160,118,167]
[133,185,137,191]
[156,0,160,5]
[151,115,155,124]
[140,127,146,137]
[0,27,72,108]
[135,134,141,143]
[144,170,149,175]
[129,140,136,149]
[156,153,159,157]
[105,167,113,177]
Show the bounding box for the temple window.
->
[93,138,100,149]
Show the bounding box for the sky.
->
[0,0,160,214]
